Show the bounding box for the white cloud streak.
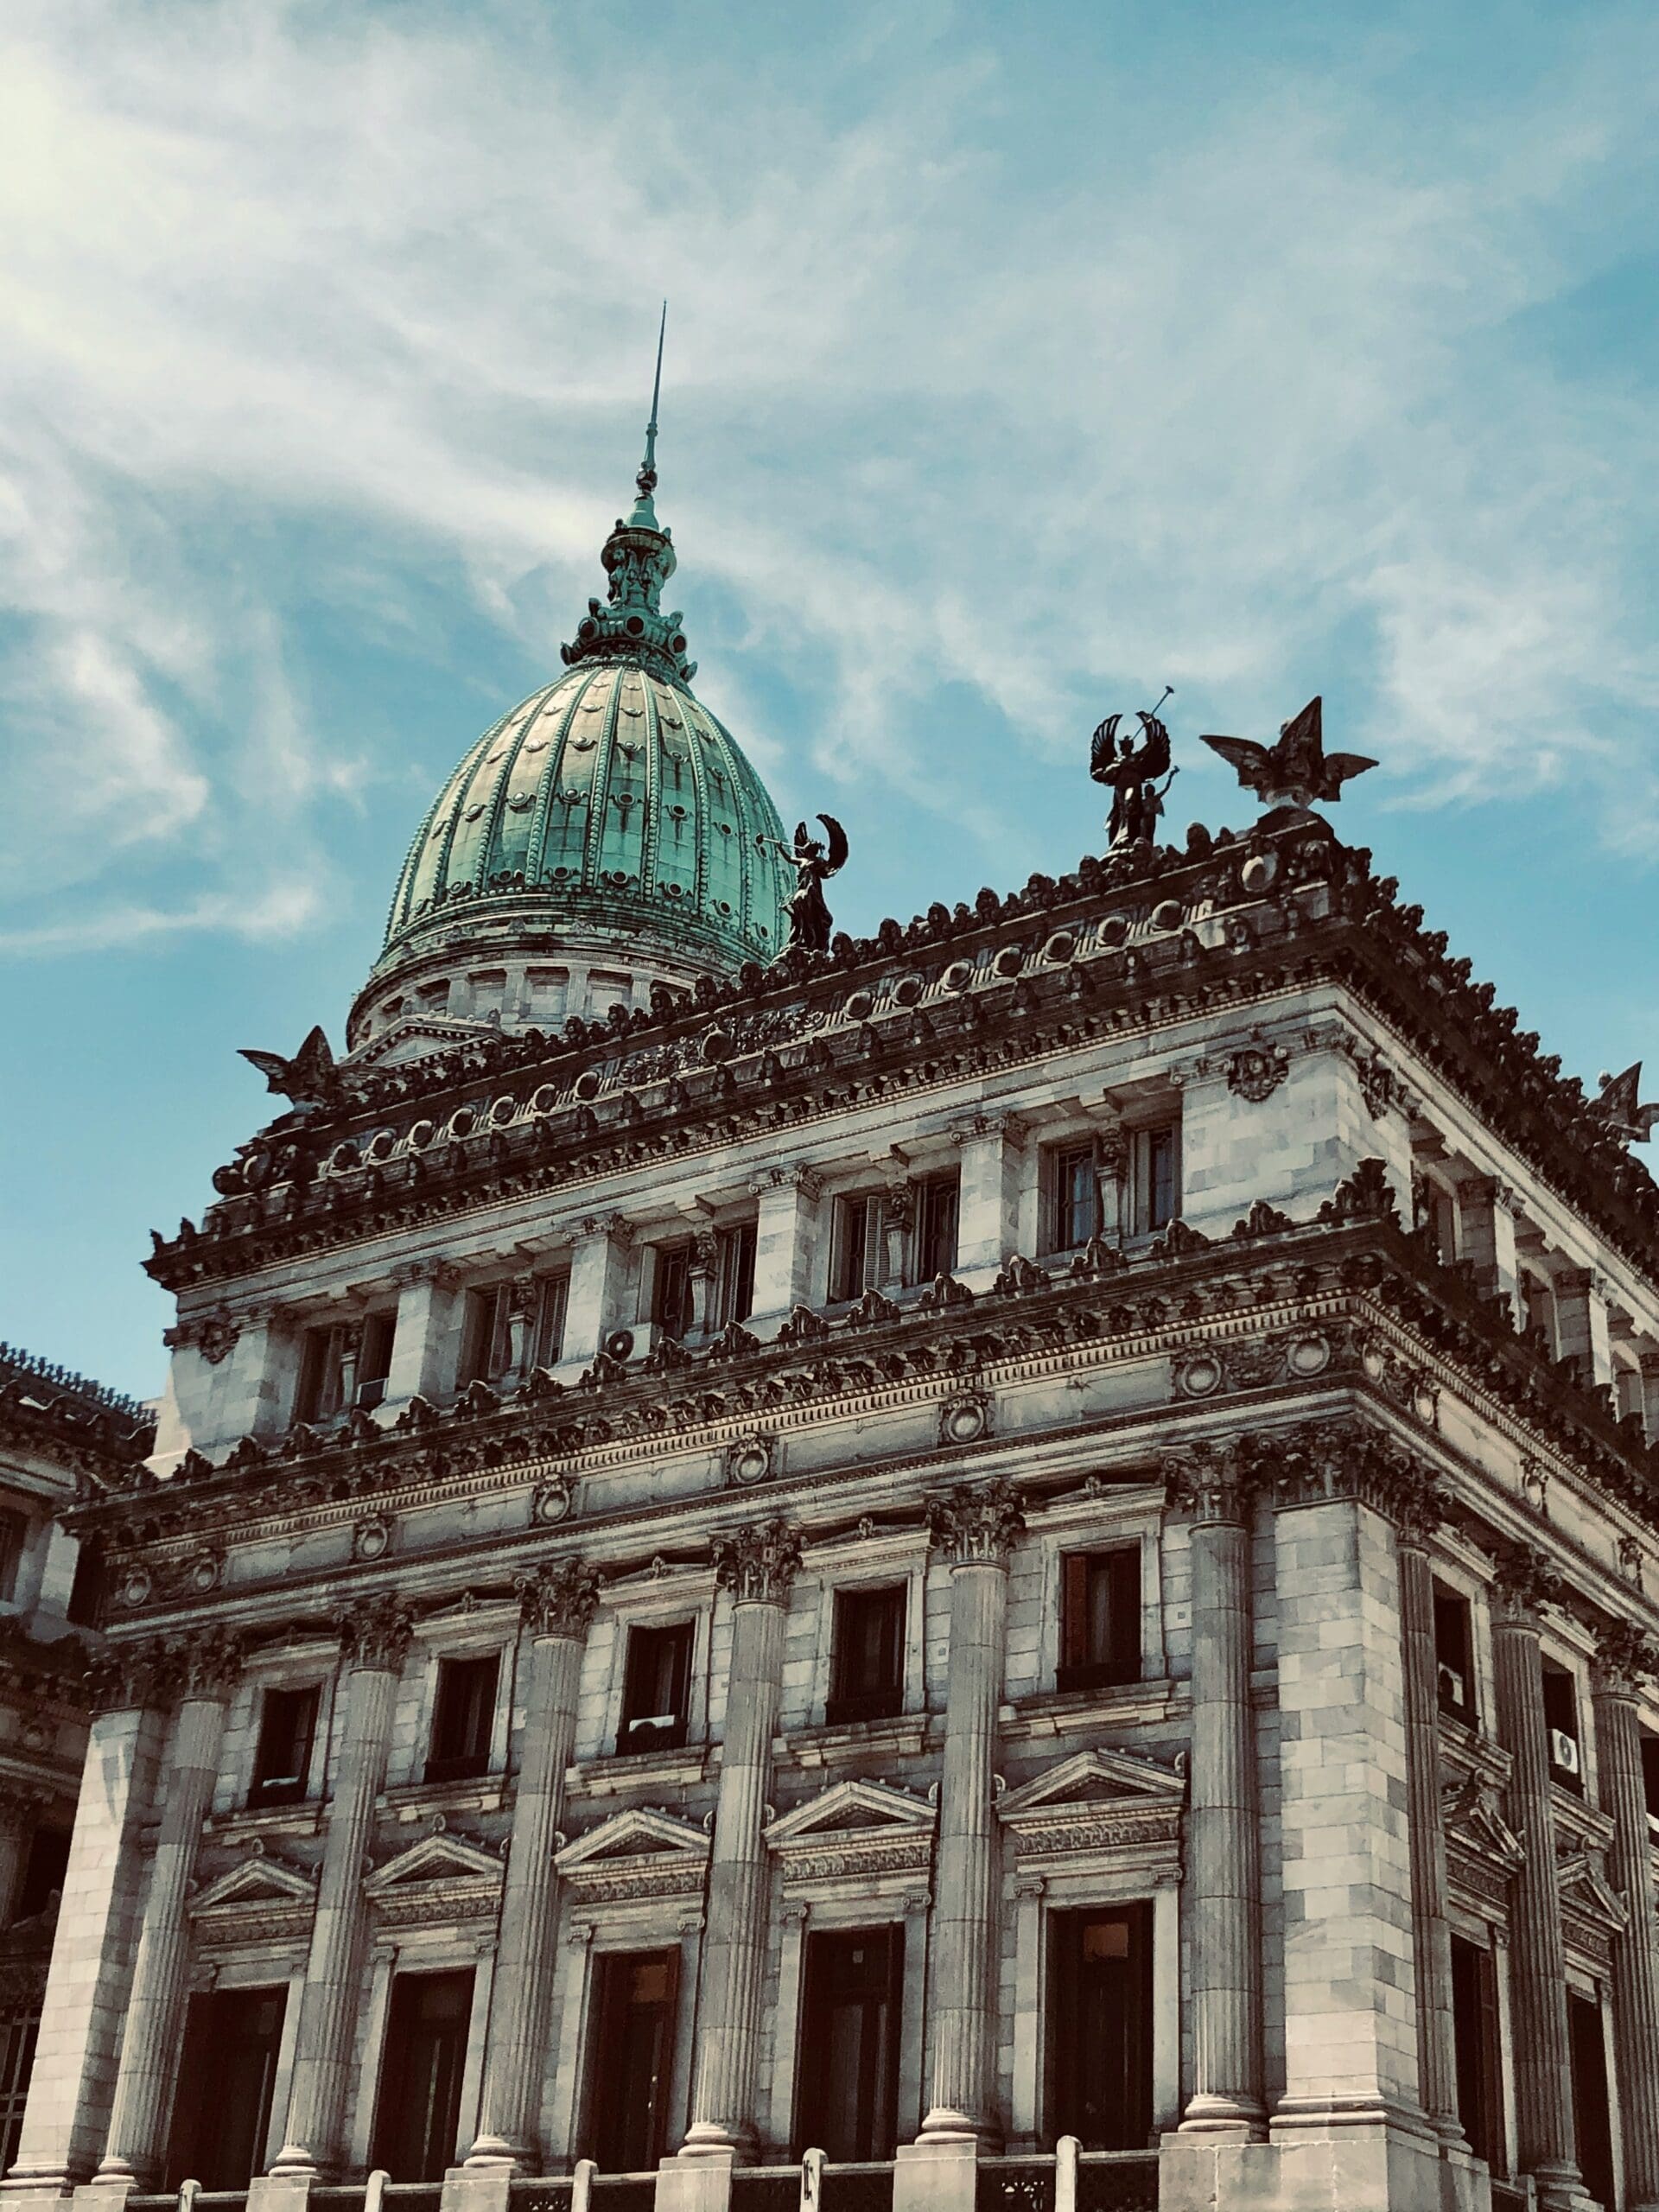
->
[2,0,1657,954]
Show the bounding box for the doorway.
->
[1048,1902,1153,2150]
[371,1967,474,2182]
[794,1924,903,2161]
[587,1949,680,2172]
[168,1986,287,2190]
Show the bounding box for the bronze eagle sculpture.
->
[1200,696,1376,814]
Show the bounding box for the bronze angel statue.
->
[1090,701,1178,850]
[771,814,849,956]
[238,1025,344,1111]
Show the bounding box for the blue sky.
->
[3,0,1657,1402]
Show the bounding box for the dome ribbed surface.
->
[382,661,791,972]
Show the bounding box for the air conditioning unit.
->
[1437,1664,1467,1711]
[1549,1728,1582,1777]
[355,1376,387,1411]
[1648,1808,1659,1843]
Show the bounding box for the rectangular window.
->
[1567,1992,1614,2212]
[1643,1728,1659,1845]
[794,1926,903,2160]
[356,1310,397,1410]
[533,1272,570,1370]
[912,1172,960,1284]
[66,1540,105,1629]
[653,1243,695,1342]
[831,1193,883,1303]
[250,1683,321,1808]
[295,1324,347,1425]
[0,2002,39,2181]
[715,1220,758,1329]
[828,1585,906,1726]
[11,1823,68,1924]
[460,1284,515,1387]
[1058,1548,1141,1692]
[1044,1141,1100,1255]
[1541,1662,1583,1794]
[586,1949,679,2172]
[426,1652,499,1783]
[167,1986,287,2190]
[372,1967,474,2182]
[1433,1581,1478,1726]
[1449,1935,1505,2174]
[0,1514,25,1605]
[1048,1902,1153,2149]
[620,1622,694,1755]
[1128,1126,1179,1236]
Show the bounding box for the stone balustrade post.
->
[96,1630,244,2186]
[914,1478,1024,2145]
[1490,1548,1583,2212]
[467,1560,601,2171]
[679,1521,802,2162]
[3,1643,170,2195]
[270,1597,412,2179]
[1166,1444,1265,2138]
[1591,1624,1659,2212]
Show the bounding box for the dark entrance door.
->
[168,1986,287,2189]
[588,1949,680,2172]
[1567,1992,1615,2212]
[794,1925,903,2161]
[1049,1903,1153,2150]
[372,1967,474,2182]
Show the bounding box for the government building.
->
[5,418,1659,2212]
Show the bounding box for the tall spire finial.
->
[639,301,667,499]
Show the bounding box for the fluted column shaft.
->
[683,1523,800,2158]
[1593,1660,1659,2211]
[469,1563,598,2170]
[1183,1501,1265,2133]
[1491,1576,1581,2212]
[1397,1538,1461,2142]
[918,1557,1008,2142]
[273,1611,408,2177]
[98,1689,233,2183]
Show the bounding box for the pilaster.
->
[1553,1270,1615,1391]
[1591,1624,1659,2212]
[384,1260,462,1406]
[746,1171,821,1335]
[562,1217,633,1370]
[948,1115,1024,1284]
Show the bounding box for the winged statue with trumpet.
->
[771,814,849,956]
[1090,690,1179,850]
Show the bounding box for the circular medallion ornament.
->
[490,1095,518,1126]
[408,1119,435,1150]
[531,1478,574,1525]
[993,944,1025,976]
[1174,1349,1224,1400]
[531,1085,558,1116]
[1150,899,1183,932]
[353,1515,392,1564]
[329,1141,359,1174]
[1287,1333,1332,1378]
[892,976,923,1007]
[843,989,874,1021]
[448,1108,475,1139]
[1043,931,1076,964]
[365,1129,396,1164]
[940,960,974,992]
[938,1390,994,1446]
[724,1433,776,1487]
[118,1565,152,1610]
[1096,913,1129,948]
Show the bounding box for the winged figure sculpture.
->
[239,1025,344,1110]
[772,814,849,957]
[1090,709,1178,850]
[1592,1063,1659,1146]
[1200,696,1376,815]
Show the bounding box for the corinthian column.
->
[467,1559,601,2171]
[1490,1548,1582,2212]
[915,1478,1025,2145]
[681,1520,803,2160]
[97,1629,244,2185]
[1166,1443,1264,2137]
[1592,1623,1659,2212]
[270,1596,412,2178]
[1395,1484,1462,2144]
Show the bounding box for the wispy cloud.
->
[2,0,1657,957]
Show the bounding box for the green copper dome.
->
[358,425,793,1050]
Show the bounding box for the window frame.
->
[715,1218,758,1330]
[617,1619,696,1756]
[1058,1548,1142,1694]
[652,1242,696,1342]
[1541,1657,1585,1796]
[1432,1580,1478,1727]
[248,1681,322,1808]
[1042,1139,1102,1257]
[424,1649,503,1784]
[911,1170,961,1285]
[1126,1124,1179,1239]
[826,1582,907,1727]
[830,1191,884,1305]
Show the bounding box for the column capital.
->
[748,1166,823,1201]
[515,1556,601,1642]
[392,1255,462,1290]
[166,1624,245,1701]
[336,1592,414,1673]
[577,1211,633,1248]
[86,1636,173,1715]
[1591,1620,1659,1700]
[1162,1439,1255,1525]
[1489,1542,1567,1628]
[947,1109,1028,1150]
[925,1477,1025,1567]
[712,1518,803,1605]
[1260,1421,1446,1535]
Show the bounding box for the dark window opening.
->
[1129,1126,1178,1236]
[426,1651,499,1783]
[912,1173,960,1283]
[66,1540,105,1629]
[1048,1902,1154,2149]
[1567,1991,1614,2212]
[295,1323,346,1425]
[1059,1548,1141,1693]
[0,1514,26,1605]
[372,1967,474,2182]
[794,1925,903,2161]
[167,1985,286,2190]
[1426,1184,1459,1265]
[356,1310,396,1409]
[1642,1728,1659,1846]
[533,1272,570,1370]
[1449,1935,1505,2174]
[586,1948,679,2173]
[1542,1662,1584,1795]
[831,1194,882,1304]
[828,1584,906,1726]
[0,2004,40,2180]
[620,1622,693,1755]
[654,1243,695,1341]
[1433,1582,1478,1726]
[250,1683,321,1808]
[1045,1142,1100,1255]
[460,1284,515,1387]
[11,1824,69,1925]
[716,1220,758,1329]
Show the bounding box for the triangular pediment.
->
[364,1830,503,1896]
[190,1850,316,1915]
[999,1748,1185,1822]
[1442,1783,1525,1877]
[556,1806,709,1872]
[766,1778,935,1850]
[1558,1850,1630,1933]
